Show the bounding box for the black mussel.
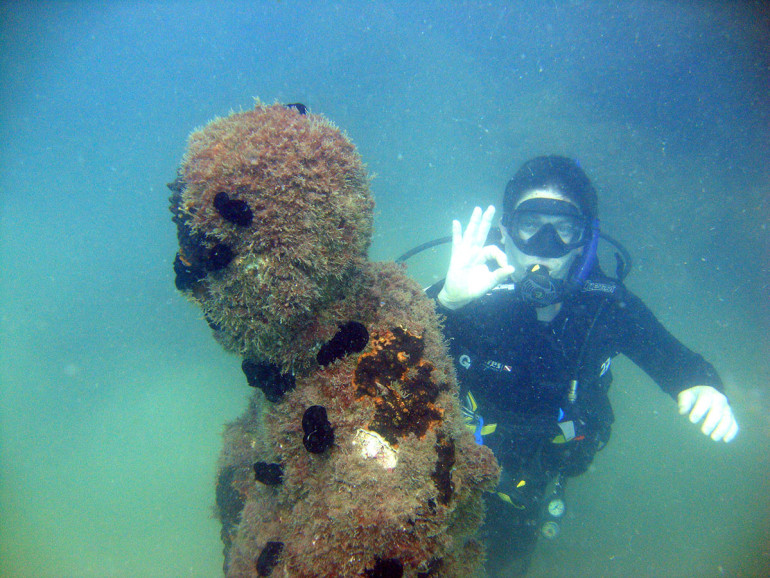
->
[206,243,234,271]
[173,253,206,291]
[284,102,307,115]
[253,462,284,486]
[256,541,284,576]
[316,321,369,366]
[214,192,253,227]
[302,405,334,453]
[242,360,296,402]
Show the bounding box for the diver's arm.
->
[437,206,514,310]
[614,291,739,442]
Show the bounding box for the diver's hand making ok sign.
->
[437,205,515,310]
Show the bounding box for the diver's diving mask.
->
[503,198,590,258]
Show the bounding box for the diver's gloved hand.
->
[678,385,739,443]
[437,205,515,310]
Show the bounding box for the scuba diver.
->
[422,155,739,575]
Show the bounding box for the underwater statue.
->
[169,102,499,577]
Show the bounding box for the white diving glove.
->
[677,385,739,443]
[437,205,515,310]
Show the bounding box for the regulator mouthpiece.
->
[518,264,563,307]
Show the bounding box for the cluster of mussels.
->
[169,184,253,293]
[232,321,370,576]
[220,319,462,577]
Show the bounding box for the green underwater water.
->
[2,2,769,577]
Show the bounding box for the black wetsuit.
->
[428,273,723,574]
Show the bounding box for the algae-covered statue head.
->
[169,102,374,371]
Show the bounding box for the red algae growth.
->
[169,102,499,577]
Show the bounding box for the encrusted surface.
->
[170,104,500,577]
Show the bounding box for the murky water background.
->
[1,2,768,576]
